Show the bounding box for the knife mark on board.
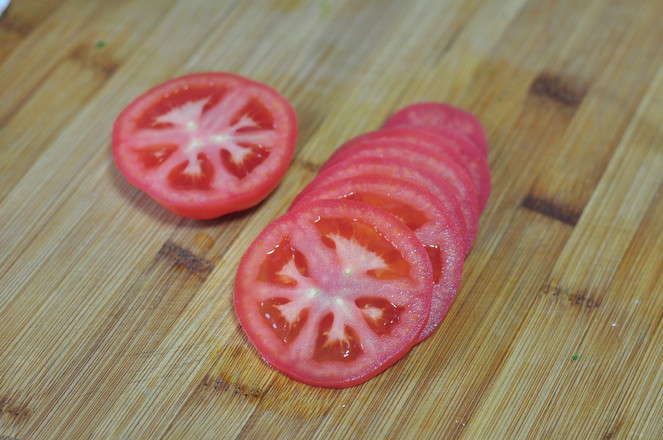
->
[157,240,214,279]
[541,283,601,310]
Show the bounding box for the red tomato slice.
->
[291,176,465,342]
[112,72,297,219]
[234,199,433,388]
[290,156,471,255]
[322,140,481,245]
[334,128,491,212]
[383,102,489,156]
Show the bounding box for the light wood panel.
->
[1,0,661,438]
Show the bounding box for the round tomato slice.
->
[333,128,491,212]
[290,156,470,255]
[112,72,297,219]
[383,102,489,156]
[291,176,465,342]
[322,140,480,245]
[234,199,433,388]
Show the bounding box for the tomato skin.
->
[383,102,489,156]
[321,139,480,245]
[112,72,298,219]
[234,199,433,388]
[334,127,491,212]
[290,156,471,256]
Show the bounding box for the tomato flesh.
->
[234,200,433,388]
[383,102,489,156]
[112,72,297,219]
[291,177,465,342]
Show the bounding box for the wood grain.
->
[1,0,661,438]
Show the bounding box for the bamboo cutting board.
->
[1,0,662,438]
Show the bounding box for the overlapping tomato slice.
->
[112,72,297,219]
[234,200,433,388]
[332,128,491,212]
[322,139,481,244]
[292,156,471,255]
[383,102,489,156]
[234,101,491,388]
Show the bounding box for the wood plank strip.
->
[545,62,663,305]
[0,0,246,438]
[528,0,663,225]
[463,60,663,439]
[0,0,106,125]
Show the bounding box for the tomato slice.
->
[291,176,465,342]
[290,156,470,255]
[383,102,489,156]
[322,139,480,245]
[333,128,491,212]
[234,199,433,388]
[112,72,297,219]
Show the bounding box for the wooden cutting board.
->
[1,0,661,438]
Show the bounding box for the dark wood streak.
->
[157,240,214,279]
[522,194,582,226]
[0,1,63,37]
[200,375,264,398]
[529,73,588,107]
[0,396,32,423]
[67,43,120,78]
[602,419,621,439]
[426,26,462,66]
[0,16,33,37]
